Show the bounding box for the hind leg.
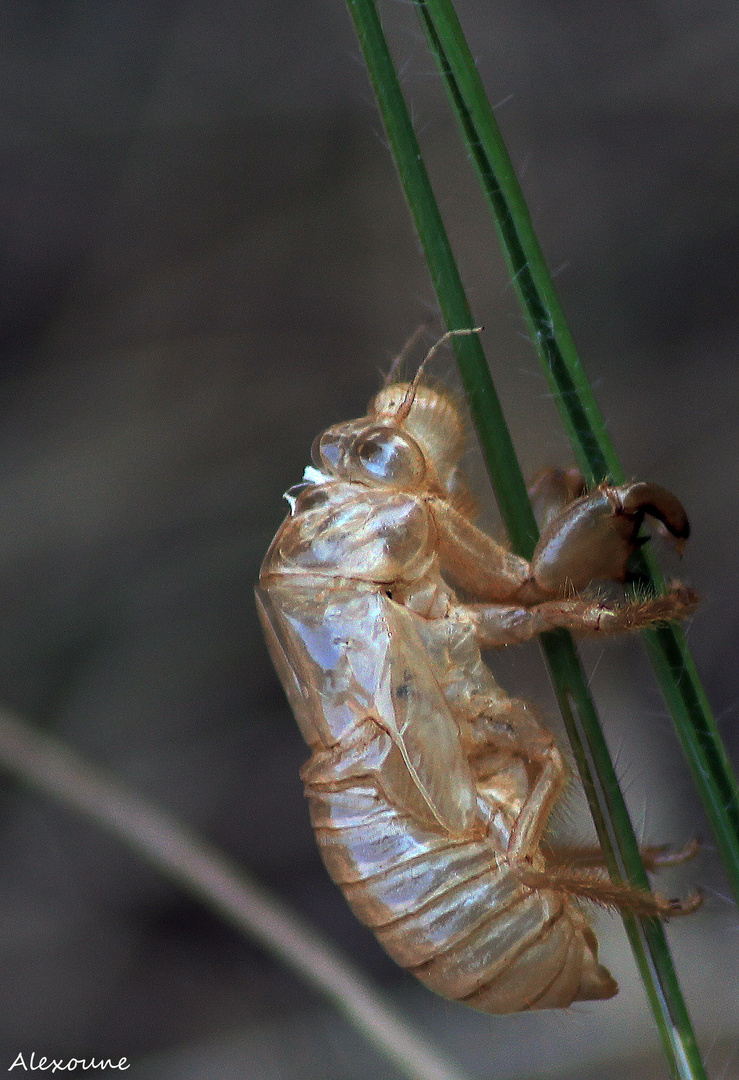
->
[514,862,702,917]
[460,701,701,918]
[543,837,700,872]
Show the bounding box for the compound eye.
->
[351,426,426,486]
[312,429,343,472]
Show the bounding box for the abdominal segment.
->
[305,763,617,1013]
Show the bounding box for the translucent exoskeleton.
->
[256,349,700,1014]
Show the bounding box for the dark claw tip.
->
[619,482,690,546]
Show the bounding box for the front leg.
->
[524,479,690,599]
[431,478,694,606]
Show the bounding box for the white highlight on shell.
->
[282,466,333,515]
[303,465,332,485]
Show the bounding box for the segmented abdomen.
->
[306,775,604,1013]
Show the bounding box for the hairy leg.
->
[458,584,697,649]
[514,862,702,918]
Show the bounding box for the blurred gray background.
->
[0,2,737,1078]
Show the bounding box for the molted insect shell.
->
[258,367,699,1015]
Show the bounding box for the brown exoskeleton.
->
[256,336,700,1014]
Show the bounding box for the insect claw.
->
[644,837,700,869]
[618,481,690,546]
[680,837,701,861]
[665,889,704,917]
[529,480,692,594]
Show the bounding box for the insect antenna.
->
[383,321,433,387]
[394,326,483,422]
